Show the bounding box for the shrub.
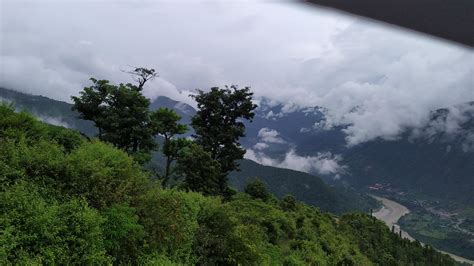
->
[136,188,211,263]
[0,181,110,264]
[193,202,260,265]
[65,141,149,209]
[102,203,145,263]
[281,194,298,212]
[244,178,270,201]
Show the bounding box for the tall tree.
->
[72,68,157,163]
[101,83,155,160]
[176,143,221,196]
[150,108,188,185]
[71,78,110,139]
[191,86,257,194]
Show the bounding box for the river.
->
[371,195,474,265]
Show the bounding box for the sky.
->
[1,0,473,146]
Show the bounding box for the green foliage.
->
[102,203,145,263]
[4,88,380,215]
[223,194,372,265]
[0,105,458,266]
[151,108,188,138]
[176,143,222,196]
[136,188,211,263]
[191,86,257,194]
[0,87,97,136]
[64,141,149,209]
[72,77,156,163]
[0,181,110,264]
[281,194,298,212]
[339,213,457,266]
[0,140,67,190]
[45,124,85,152]
[193,201,260,265]
[0,104,46,144]
[138,253,181,266]
[71,78,110,137]
[244,178,270,201]
[399,210,474,261]
[150,107,188,184]
[230,159,378,214]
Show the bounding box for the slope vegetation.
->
[0,104,456,265]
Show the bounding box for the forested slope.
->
[0,104,457,265]
[0,87,376,214]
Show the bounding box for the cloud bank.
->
[410,102,474,152]
[245,149,346,178]
[258,128,286,144]
[1,1,473,145]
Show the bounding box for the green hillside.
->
[0,87,97,136]
[0,104,457,265]
[230,159,377,214]
[0,87,375,214]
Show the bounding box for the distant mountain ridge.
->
[242,98,474,206]
[2,86,472,206]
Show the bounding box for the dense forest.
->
[0,69,458,264]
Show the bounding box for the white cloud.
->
[409,103,474,151]
[1,1,472,145]
[245,149,346,177]
[36,115,70,128]
[253,142,269,150]
[0,97,12,104]
[257,128,286,144]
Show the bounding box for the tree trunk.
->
[163,156,172,186]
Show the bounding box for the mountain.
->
[0,87,375,214]
[230,159,376,214]
[243,99,474,206]
[3,87,472,207]
[3,87,473,259]
[238,99,474,260]
[0,87,97,136]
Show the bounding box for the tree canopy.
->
[150,107,188,184]
[191,86,257,195]
[72,77,155,163]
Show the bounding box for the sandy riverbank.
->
[371,195,474,265]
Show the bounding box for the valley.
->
[1,86,473,262]
[1,1,472,263]
[372,193,474,264]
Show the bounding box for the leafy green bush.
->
[280,194,297,212]
[193,200,261,265]
[136,188,211,263]
[65,141,149,209]
[102,203,145,263]
[244,178,270,201]
[0,181,110,264]
[0,104,46,144]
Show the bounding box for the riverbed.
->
[371,195,474,265]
